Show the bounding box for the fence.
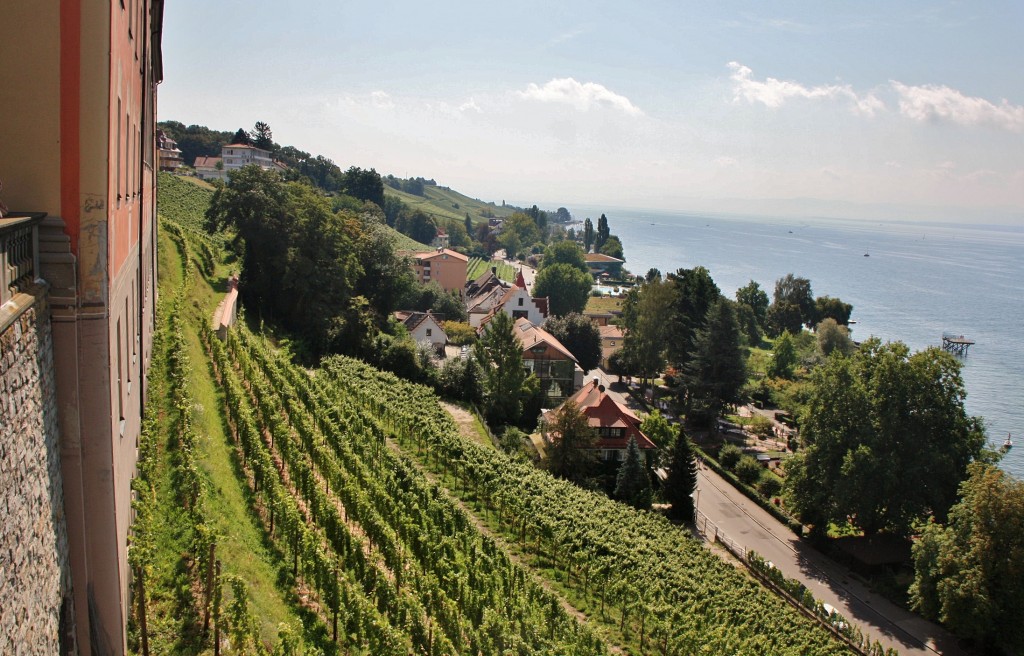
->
[694,508,746,560]
[1,213,45,306]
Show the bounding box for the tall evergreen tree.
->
[595,213,610,251]
[544,313,602,372]
[583,217,595,252]
[251,121,274,150]
[665,266,721,372]
[683,298,746,427]
[475,312,536,427]
[231,127,251,145]
[615,436,652,509]
[664,427,699,521]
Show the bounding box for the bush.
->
[443,321,476,346]
[719,443,743,469]
[735,455,763,486]
[748,414,775,439]
[757,475,783,498]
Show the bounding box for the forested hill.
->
[158,119,552,229]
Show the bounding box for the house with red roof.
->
[543,378,657,463]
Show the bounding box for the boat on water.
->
[1002,433,1013,452]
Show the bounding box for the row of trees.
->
[204,166,413,361]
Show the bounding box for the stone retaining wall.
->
[0,289,76,654]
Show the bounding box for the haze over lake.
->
[571,207,1024,478]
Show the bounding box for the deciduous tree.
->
[546,399,597,485]
[910,463,1024,654]
[533,263,592,317]
[544,312,602,372]
[665,266,721,371]
[475,311,537,427]
[784,339,986,537]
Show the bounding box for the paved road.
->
[695,465,969,656]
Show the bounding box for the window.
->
[518,297,524,306]
[116,319,125,435]
[426,329,432,337]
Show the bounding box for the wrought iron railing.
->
[0,212,46,306]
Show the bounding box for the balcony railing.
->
[0,212,46,306]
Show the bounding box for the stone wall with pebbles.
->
[0,290,75,654]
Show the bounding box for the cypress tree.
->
[665,427,698,521]
[615,436,652,510]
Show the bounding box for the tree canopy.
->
[766,274,814,336]
[682,298,746,427]
[595,214,610,252]
[910,463,1024,654]
[621,279,673,387]
[533,263,592,317]
[814,295,853,326]
[205,166,411,358]
[784,339,986,537]
[475,311,538,427]
[546,399,598,486]
[615,436,652,509]
[544,313,602,373]
[541,240,588,273]
[665,266,721,371]
[664,427,699,521]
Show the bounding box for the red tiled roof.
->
[194,156,222,168]
[559,380,655,450]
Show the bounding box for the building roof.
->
[194,156,222,168]
[513,317,577,362]
[584,252,625,263]
[414,247,469,262]
[599,325,624,339]
[394,310,444,334]
[558,379,656,450]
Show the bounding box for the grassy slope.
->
[385,184,516,225]
[147,183,304,650]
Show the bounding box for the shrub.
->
[748,414,775,439]
[719,443,742,469]
[735,455,763,486]
[757,475,783,498]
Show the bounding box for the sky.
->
[159,1,1024,223]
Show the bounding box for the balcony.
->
[1,212,46,307]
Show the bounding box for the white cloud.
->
[891,82,1024,132]
[727,62,883,116]
[370,91,394,109]
[458,97,482,114]
[518,78,643,116]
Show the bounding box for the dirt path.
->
[439,401,494,450]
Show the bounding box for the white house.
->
[395,311,448,352]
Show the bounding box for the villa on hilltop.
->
[195,142,287,181]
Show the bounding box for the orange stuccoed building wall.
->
[0,1,164,654]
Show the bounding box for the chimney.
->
[491,266,497,275]
[593,377,600,387]
[598,384,606,392]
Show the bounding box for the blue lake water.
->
[574,206,1024,479]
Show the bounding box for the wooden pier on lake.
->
[942,333,975,356]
